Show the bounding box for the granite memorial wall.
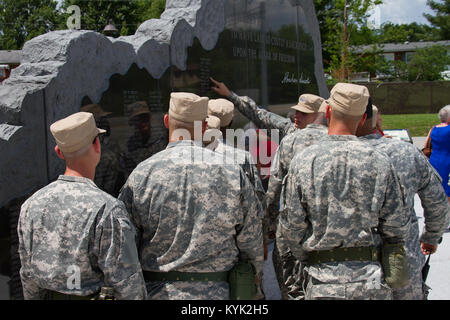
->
[0,0,326,298]
[90,0,326,181]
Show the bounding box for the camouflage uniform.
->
[360,134,450,300]
[17,175,147,300]
[95,137,124,197]
[278,135,410,300]
[213,138,266,300]
[214,139,265,211]
[267,123,328,299]
[228,92,296,140]
[118,140,264,300]
[123,134,168,176]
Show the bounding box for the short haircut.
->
[438,105,450,123]
[169,116,196,130]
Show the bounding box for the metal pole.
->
[260,1,268,107]
[342,0,348,81]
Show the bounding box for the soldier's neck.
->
[328,121,357,136]
[168,128,196,143]
[64,166,95,181]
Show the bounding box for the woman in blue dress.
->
[425,105,450,204]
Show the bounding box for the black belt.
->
[143,271,229,282]
[45,290,97,300]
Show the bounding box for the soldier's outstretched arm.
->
[242,152,266,208]
[94,203,147,300]
[415,152,450,247]
[277,169,308,261]
[266,147,283,226]
[237,170,265,274]
[211,77,292,134]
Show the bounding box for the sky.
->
[368,0,435,27]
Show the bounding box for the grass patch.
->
[381,114,440,137]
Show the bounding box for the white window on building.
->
[0,65,9,78]
[382,53,395,62]
[405,52,415,63]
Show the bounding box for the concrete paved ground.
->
[415,194,450,300]
[262,241,282,300]
[0,275,9,300]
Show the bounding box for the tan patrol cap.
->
[50,112,106,153]
[204,116,223,144]
[208,99,234,127]
[372,105,378,129]
[169,92,209,123]
[127,101,150,119]
[291,94,324,113]
[206,115,221,130]
[325,83,370,117]
[80,104,112,118]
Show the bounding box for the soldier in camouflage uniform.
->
[81,104,124,196]
[278,83,410,300]
[123,101,167,176]
[267,96,328,300]
[17,112,147,300]
[208,98,267,300]
[358,106,450,300]
[118,92,264,300]
[211,78,296,140]
[207,98,266,212]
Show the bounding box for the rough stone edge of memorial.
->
[0,0,328,207]
[0,0,226,206]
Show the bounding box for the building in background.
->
[351,40,450,82]
[0,51,21,84]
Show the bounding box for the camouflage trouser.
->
[146,281,229,300]
[272,242,305,300]
[255,271,265,300]
[393,219,426,300]
[393,268,426,300]
[305,277,393,300]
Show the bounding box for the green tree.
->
[314,0,383,81]
[60,0,140,36]
[0,0,62,50]
[406,44,450,81]
[136,0,166,23]
[355,22,442,45]
[58,0,167,36]
[349,45,391,76]
[424,0,450,39]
